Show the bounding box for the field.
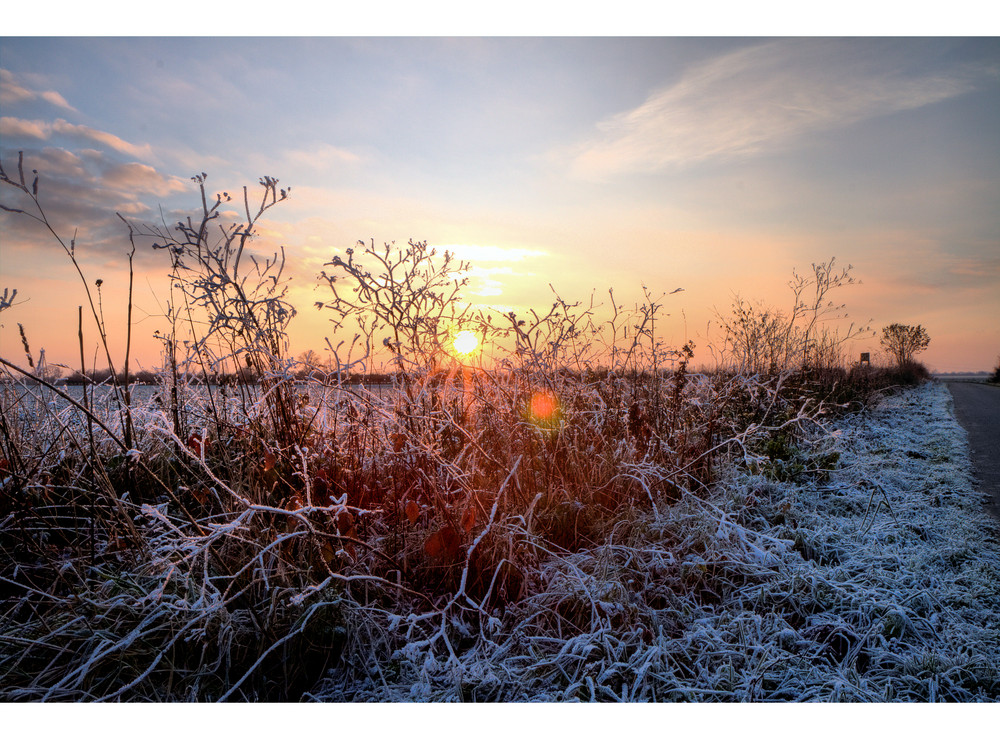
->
[2,164,997,702]
[6,358,998,701]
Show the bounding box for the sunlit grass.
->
[4,155,978,703]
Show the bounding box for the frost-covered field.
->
[312,382,1000,701]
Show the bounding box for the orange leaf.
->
[186,433,204,455]
[263,450,276,472]
[313,476,330,499]
[405,500,420,525]
[424,530,443,557]
[334,510,357,539]
[424,525,460,559]
[461,504,476,534]
[391,433,407,452]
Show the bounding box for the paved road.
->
[946,381,1000,520]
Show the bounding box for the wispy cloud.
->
[0,147,190,264]
[567,40,978,180]
[436,244,549,299]
[50,119,154,160]
[101,162,189,197]
[1,117,154,160]
[283,143,362,171]
[438,243,547,264]
[0,116,50,139]
[0,69,75,112]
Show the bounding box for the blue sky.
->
[1,27,999,372]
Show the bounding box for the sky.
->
[2,18,999,373]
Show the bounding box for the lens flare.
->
[453,330,479,356]
[530,392,557,420]
[525,390,562,430]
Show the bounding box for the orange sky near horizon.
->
[1,35,998,374]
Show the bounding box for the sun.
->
[452,330,479,356]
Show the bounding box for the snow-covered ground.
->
[311,382,1000,701]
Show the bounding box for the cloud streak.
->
[1,117,155,161]
[0,147,190,266]
[567,40,979,180]
[0,69,75,111]
[283,143,362,171]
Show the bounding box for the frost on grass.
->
[310,383,1000,701]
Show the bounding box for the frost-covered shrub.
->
[3,153,962,702]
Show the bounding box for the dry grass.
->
[3,155,974,702]
[0,352,945,701]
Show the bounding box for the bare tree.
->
[295,349,323,380]
[318,239,472,373]
[880,323,930,367]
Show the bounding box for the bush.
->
[880,323,931,367]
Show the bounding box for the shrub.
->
[880,323,930,367]
[717,259,870,376]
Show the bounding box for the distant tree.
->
[134,370,157,384]
[880,323,930,367]
[295,350,322,379]
[297,350,321,366]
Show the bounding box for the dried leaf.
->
[405,499,420,525]
[461,504,476,534]
[187,432,210,456]
[320,537,355,566]
[263,449,276,472]
[391,432,407,452]
[424,530,443,558]
[424,525,460,559]
[334,509,357,539]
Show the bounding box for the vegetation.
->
[880,323,931,368]
[0,153,953,702]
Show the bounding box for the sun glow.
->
[525,390,562,430]
[452,330,479,356]
[530,391,558,421]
